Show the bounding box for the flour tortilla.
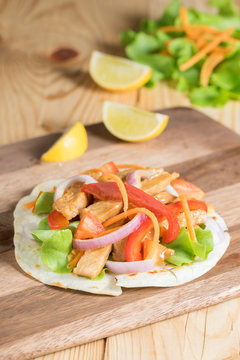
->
[14,180,122,296]
[14,180,230,296]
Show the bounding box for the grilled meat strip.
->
[53,182,89,220]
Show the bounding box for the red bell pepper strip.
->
[125,218,153,261]
[81,182,180,244]
[167,200,207,214]
[48,210,69,230]
[100,161,119,175]
[74,211,105,239]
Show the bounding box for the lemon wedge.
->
[41,122,88,162]
[89,51,152,91]
[102,101,168,142]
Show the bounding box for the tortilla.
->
[14,180,122,296]
[14,180,230,296]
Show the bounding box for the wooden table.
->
[1,0,239,359]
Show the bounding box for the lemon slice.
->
[41,122,88,162]
[103,102,168,142]
[89,51,152,91]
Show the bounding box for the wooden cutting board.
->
[1,107,240,360]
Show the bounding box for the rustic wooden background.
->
[1,0,240,146]
[0,0,240,359]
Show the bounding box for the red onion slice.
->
[165,185,179,197]
[205,217,225,245]
[54,175,97,201]
[106,259,154,274]
[23,223,37,240]
[73,213,146,250]
[126,170,156,188]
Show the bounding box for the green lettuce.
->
[157,0,181,27]
[166,227,214,266]
[41,229,72,273]
[34,192,54,215]
[87,268,108,281]
[31,229,57,243]
[38,216,50,230]
[120,0,240,106]
[189,86,229,106]
[211,53,240,91]
[36,218,79,234]
[209,0,238,16]
[125,32,169,59]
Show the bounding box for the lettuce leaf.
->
[211,53,240,91]
[126,32,169,59]
[36,219,79,236]
[34,192,54,215]
[166,227,214,266]
[41,229,72,273]
[38,216,50,230]
[168,38,196,66]
[166,248,194,267]
[121,30,136,46]
[87,268,108,281]
[31,229,57,243]
[208,0,238,17]
[157,0,181,27]
[189,86,229,106]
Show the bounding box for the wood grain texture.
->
[0,0,240,146]
[0,108,240,360]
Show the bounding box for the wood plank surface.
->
[0,107,240,360]
[1,0,240,359]
[0,0,240,147]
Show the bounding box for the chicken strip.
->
[80,200,122,223]
[53,182,89,220]
[112,237,128,262]
[154,191,176,204]
[73,245,112,279]
[141,172,179,196]
[161,209,207,229]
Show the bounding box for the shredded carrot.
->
[95,226,122,237]
[211,45,235,53]
[67,250,84,269]
[156,26,184,33]
[200,51,225,86]
[195,33,213,49]
[180,27,234,71]
[180,6,188,29]
[100,173,129,215]
[24,191,43,212]
[179,193,197,242]
[82,168,102,175]
[116,164,145,169]
[102,207,160,260]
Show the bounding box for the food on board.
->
[14,161,230,296]
[41,122,88,162]
[102,101,168,142]
[89,51,152,91]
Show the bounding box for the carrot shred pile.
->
[156,5,238,85]
[179,193,197,242]
[180,27,234,72]
[100,173,129,215]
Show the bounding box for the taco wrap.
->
[14,162,230,296]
